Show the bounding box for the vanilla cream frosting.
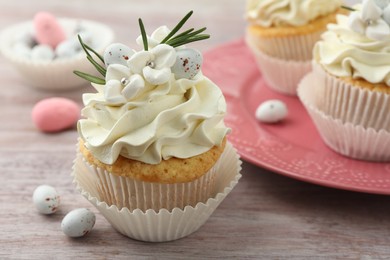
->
[78,71,230,165]
[246,0,342,27]
[314,12,390,86]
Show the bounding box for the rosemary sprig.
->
[160,11,194,44]
[341,5,356,12]
[73,35,106,84]
[138,18,148,51]
[138,10,210,49]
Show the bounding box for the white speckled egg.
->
[55,38,80,58]
[32,185,60,214]
[61,208,96,238]
[383,5,390,24]
[255,100,288,123]
[171,48,202,80]
[104,43,134,67]
[31,44,55,61]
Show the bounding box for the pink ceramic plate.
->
[203,39,390,195]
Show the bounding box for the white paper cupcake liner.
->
[312,62,390,132]
[298,72,390,162]
[246,28,323,61]
[72,142,242,242]
[0,18,114,91]
[246,37,311,95]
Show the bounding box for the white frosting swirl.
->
[314,13,390,86]
[78,72,230,165]
[246,0,342,27]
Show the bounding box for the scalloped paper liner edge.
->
[298,72,390,162]
[72,142,242,242]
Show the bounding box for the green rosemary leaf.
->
[85,44,104,64]
[139,18,148,51]
[341,5,355,11]
[87,56,106,76]
[171,28,195,40]
[160,10,194,43]
[170,34,210,48]
[73,70,106,85]
[165,27,207,46]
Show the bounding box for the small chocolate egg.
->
[31,97,80,133]
[103,43,134,67]
[171,48,203,80]
[255,100,288,123]
[374,0,390,9]
[61,208,96,238]
[33,12,66,49]
[383,4,390,24]
[32,185,60,214]
[31,44,55,61]
[55,39,79,59]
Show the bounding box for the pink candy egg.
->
[32,97,80,133]
[33,12,66,49]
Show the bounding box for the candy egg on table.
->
[0,14,114,90]
[31,97,80,133]
[171,48,203,79]
[61,208,96,238]
[32,185,60,214]
[255,99,288,123]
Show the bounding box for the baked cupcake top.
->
[246,0,342,27]
[76,12,230,165]
[314,0,390,86]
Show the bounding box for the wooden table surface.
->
[2,0,390,259]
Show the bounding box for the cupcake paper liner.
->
[246,37,311,95]
[246,28,323,61]
[298,72,390,162]
[72,142,242,242]
[0,18,114,91]
[312,63,390,132]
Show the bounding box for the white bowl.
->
[0,18,114,91]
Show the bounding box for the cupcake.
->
[298,0,390,161]
[245,0,343,95]
[72,11,242,242]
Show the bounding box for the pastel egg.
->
[61,208,96,238]
[32,185,60,214]
[171,48,203,80]
[31,44,55,61]
[33,12,66,49]
[255,100,288,123]
[104,43,134,67]
[31,97,80,133]
[55,39,79,59]
[383,5,390,24]
[374,0,390,9]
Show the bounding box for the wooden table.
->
[2,0,390,259]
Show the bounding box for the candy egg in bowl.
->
[0,12,114,91]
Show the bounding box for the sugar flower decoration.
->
[128,44,176,85]
[104,64,144,104]
[73,10,209,101]
[348,0,390,40]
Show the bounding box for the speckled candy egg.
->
[61,208,96,238]
[32,185,60,214]
[171,48,202,80]
[31,44,55,61]
[255,100,288,123]
[103,43,134,66]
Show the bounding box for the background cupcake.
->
[72,11,241,242]
[245,0,343,95]
[298,0,390,161]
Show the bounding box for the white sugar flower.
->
[348,0,390,40]
[128,44,176,85]
[104,64,145,104]
[136,26,171,49]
